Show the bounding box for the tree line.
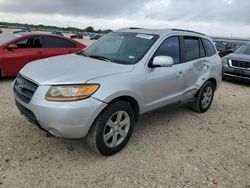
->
[0,22,112,34]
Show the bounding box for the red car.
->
[70,34,83,39]
[0,33,86,77]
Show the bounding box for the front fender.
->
[98,90,143,110]
[89,71,146,114]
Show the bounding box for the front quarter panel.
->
[89,65,145,114]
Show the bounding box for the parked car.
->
[13,28,222,155]
[214,41,238,57]
[71,34,83,39]
[13,28,31,34]
[222,42,250,82]
[90,34,102,40]
[0,33,86,77]
[51,31,64,36]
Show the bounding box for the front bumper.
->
[14,85,107,139]
[223,63,250,83]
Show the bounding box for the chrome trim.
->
[228,59,250,70]
[224,73,250,80]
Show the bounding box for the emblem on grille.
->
[17,83,24,90]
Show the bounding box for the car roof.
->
[19,33,64,37]
[116,27,208,38]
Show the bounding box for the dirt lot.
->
[0,78,249,188]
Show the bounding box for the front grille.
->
[231,60,250,69]
[14,75,38,103]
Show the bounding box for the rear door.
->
[41,36,79,58]
[182,36,216,99]
[144,36,188,111]
[2,36,44,76]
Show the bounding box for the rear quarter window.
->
[42,36,76,48]
[202,39,216,56]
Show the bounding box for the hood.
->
[225,53,250,62]
[20,54,134,85]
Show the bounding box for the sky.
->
[0,0,250,38]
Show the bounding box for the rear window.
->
[203,39,216,56]
[42,36,76,48]
[183,37,200,61]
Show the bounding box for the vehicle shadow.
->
[222,79,250,87]
[0,76,16,83]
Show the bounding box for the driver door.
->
[144,36,187,112]
[2,36,43,76]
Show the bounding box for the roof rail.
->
[171,29,205,36]
[129,27,143,30]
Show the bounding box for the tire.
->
[191,81,215,113]
[86,100,135,156]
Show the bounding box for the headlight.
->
[222,58,228,64]
[45,84,99,101]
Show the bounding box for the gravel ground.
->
[0,79,249,188]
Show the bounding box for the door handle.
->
[201,64,209,70]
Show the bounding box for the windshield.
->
[215,41,227,50]
[82,32,159,65]
[0,35,20,46]
[235,44,250,55]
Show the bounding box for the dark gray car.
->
[222,42,250,82]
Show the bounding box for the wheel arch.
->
[107,96,140,121]
[207,77,217,89]
[195,77,217,98]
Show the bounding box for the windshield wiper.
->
[87,55,114,62]
[78,51,118,63]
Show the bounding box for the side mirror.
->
[7,44,18,50]
[150,56,174,68]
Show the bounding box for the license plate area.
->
[234,69,245,75]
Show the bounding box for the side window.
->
[183,37,200,61]
[15,37,42,48]
[202,39,216,57]
[154,36,180,64]
[199,39,206,58]
[42,37,76,48]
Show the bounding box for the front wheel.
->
[191,81,215,113]
[86,100,135,156]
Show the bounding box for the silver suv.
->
[13,28,222,155]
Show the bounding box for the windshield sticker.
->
[128,56,135,59]
[136,34,154,40]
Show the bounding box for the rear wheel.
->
[191,81,215,113]
[86,100,135,156]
